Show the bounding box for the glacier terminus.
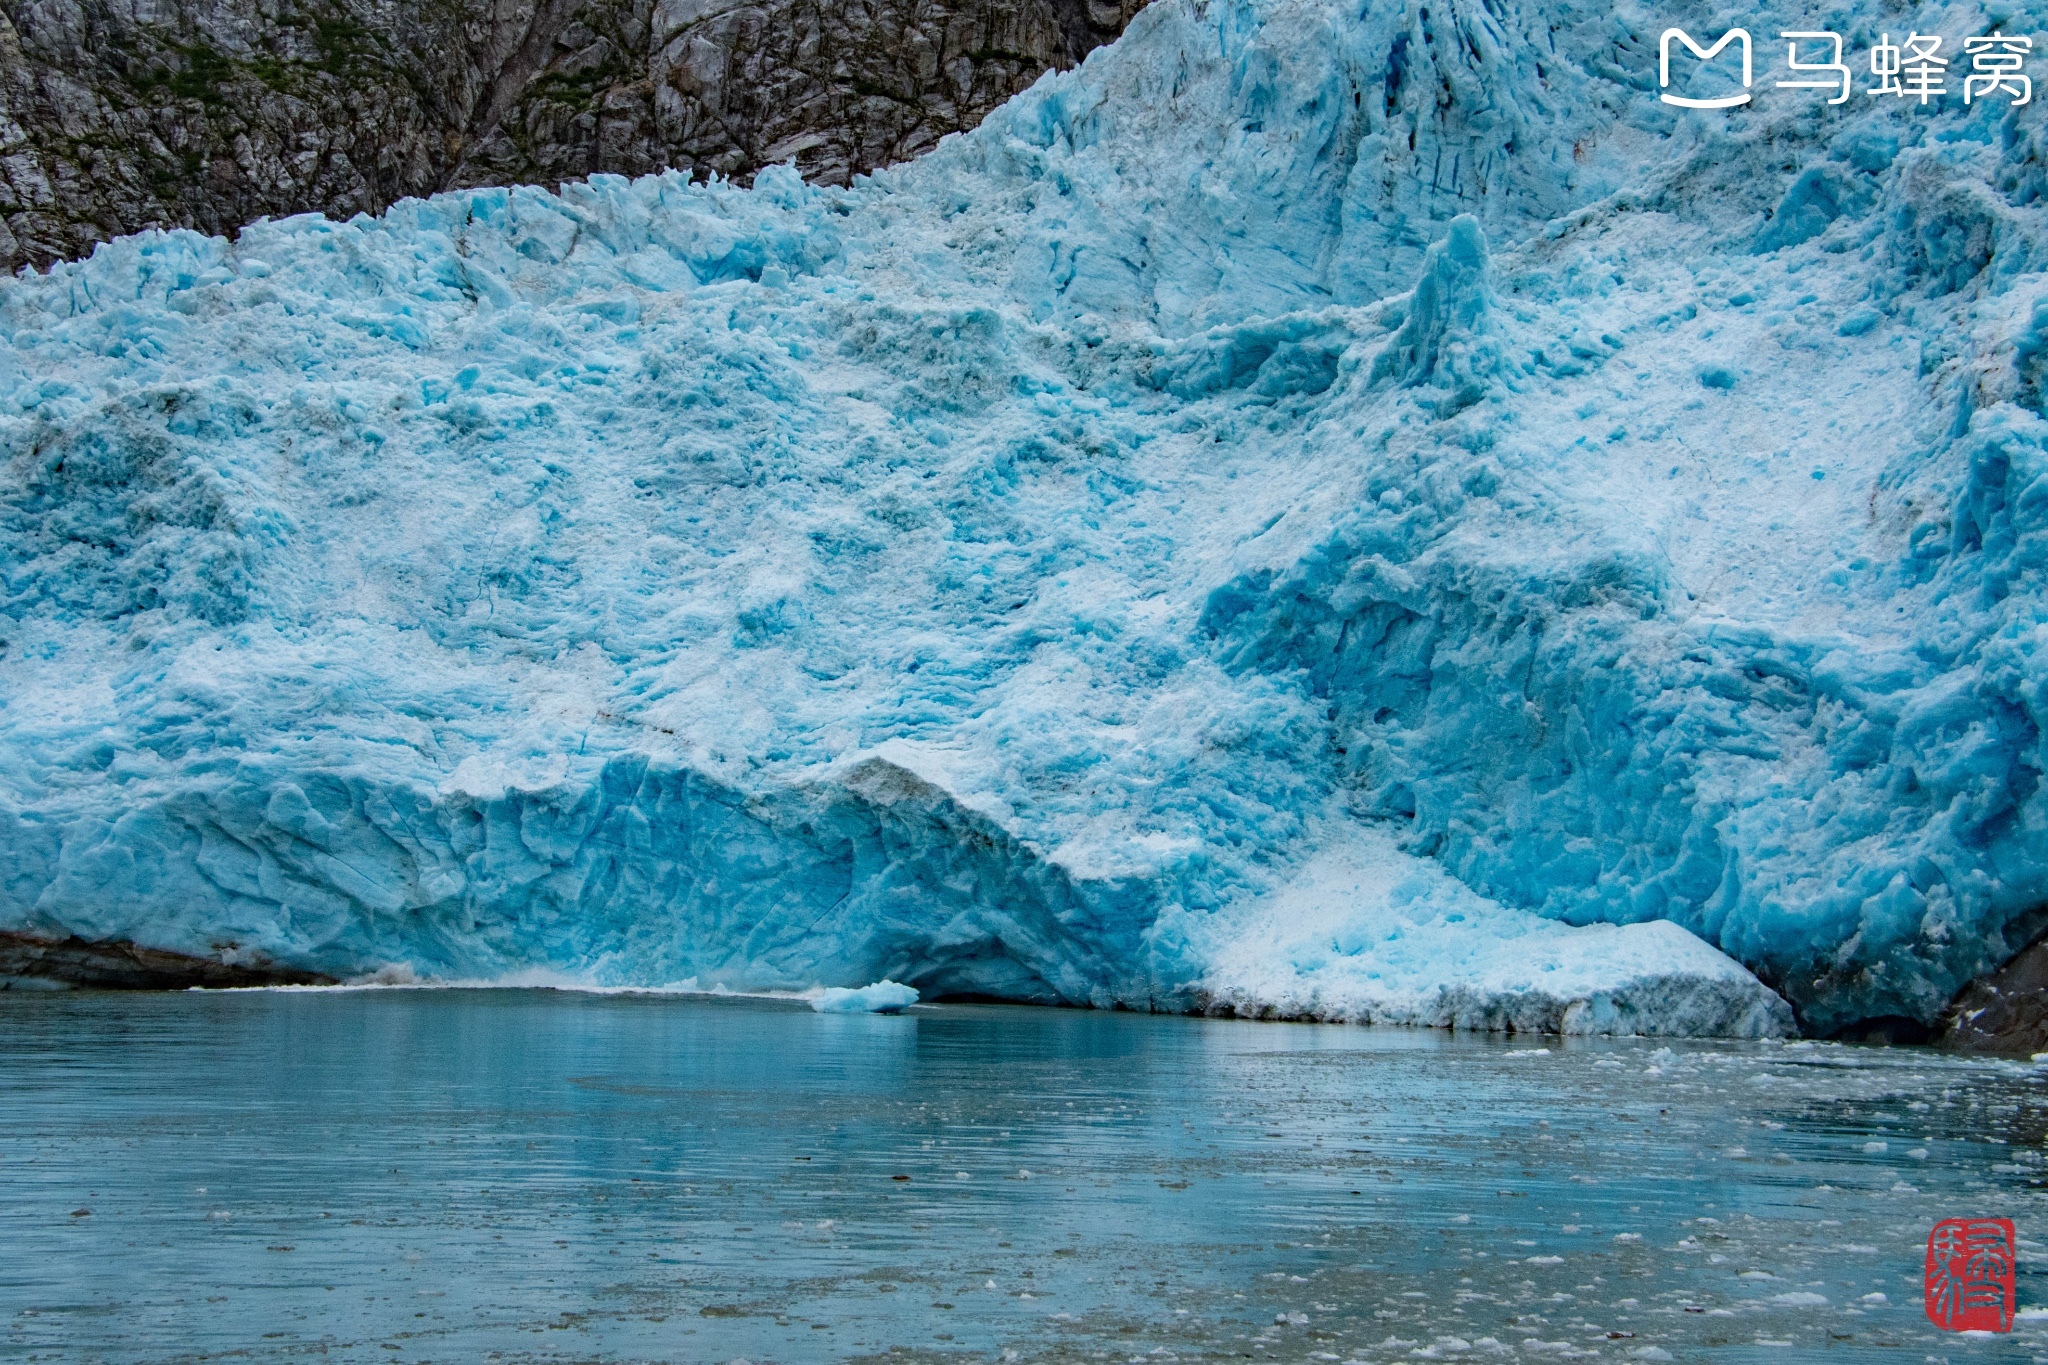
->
[4,0,2048,1041]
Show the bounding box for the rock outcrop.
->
[1942,935,2048,1056]
[0,930,336,989]
[0,0,1146,272]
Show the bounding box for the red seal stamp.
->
[1924,1217,2016,1332]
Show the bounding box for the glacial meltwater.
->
[1,990,2044,1364]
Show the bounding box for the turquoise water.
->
[0,989,2043,1363]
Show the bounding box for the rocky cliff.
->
[0,0,1144,272]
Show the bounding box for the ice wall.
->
[2,0,2044,1034]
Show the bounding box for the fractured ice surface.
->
[3,0,2046,1034]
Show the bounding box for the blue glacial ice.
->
[811,981,922,1014]
[3,0,2047,1036]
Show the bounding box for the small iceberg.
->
[810,981,920,1015]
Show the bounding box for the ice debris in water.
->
[1,0,2046,1038]
[810,981,919,1014]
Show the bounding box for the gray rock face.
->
[1942,934,2048,1056]
[0,929,336,989]
[0,0,1145,272]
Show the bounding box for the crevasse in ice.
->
[3,0,2043,1036]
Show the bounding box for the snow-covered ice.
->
[1192,828,1791,1036]
[3,0,2046,1035]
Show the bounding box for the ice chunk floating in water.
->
[2,0,2045,1036]
[811,981,920,1014]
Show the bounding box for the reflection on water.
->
[0,989,2043,1363]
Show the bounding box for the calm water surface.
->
[1,989,2044,1364]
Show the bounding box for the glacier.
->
[3,0,2046,1037]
